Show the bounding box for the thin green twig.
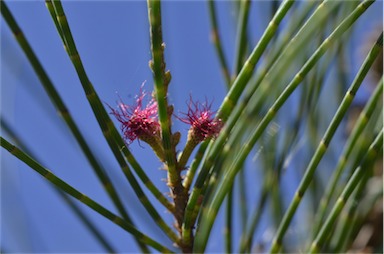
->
[46,1,171,214]
[233,0,251,77]
[208,0,231,87]
[192,1,375,252]
[313,77,383,236]
[232,1,252,240]
[147,0,190,250]
[331,100,383,253]
[216,0,295,122]
[332,174,382,253]
[0,2,147,250]
[183,2,295,247]
[238,175,269,253]
[269,26,381,253]
[1,118,116,253]
[46,0,178,243]
[330,163,372,253]
[309,130,383,253]
[225,188,233,253]
[206,4,325,244]
[147,0,178,181]
[0,137,174,253]
[238,168,248,240]
[183,140,209,191]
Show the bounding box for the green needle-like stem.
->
[313,78,383,236]
[0,137,174,253]
[225,187,233,253]
[1,2,148,251]
[193,1,375,252]
[182,141,209,191]
[183,3,295,247]
[184,2,321,231]
[147,0,178,182]
[119,145,175,213]
[185,0,317,247]
[147,0,190,251]
[177,131,199,172]
[208,0,231,87]
[239,179,269,253]
[309,131,383,253]
[46,0,178,244]
[332,171,382,253]
[216,0,294,122]
[233,0,251,76]
[269,28,381,253]
[1,119,116,253]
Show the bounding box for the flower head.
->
[110,89,160,144]
[179,96,223,143]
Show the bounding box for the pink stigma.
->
[179,96,223,142]
[110,89,160,144]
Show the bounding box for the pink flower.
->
[179,96,223,143]
[110,89,160,144]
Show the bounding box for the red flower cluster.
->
[110,89,222,145]
[110,89,160,144]
[179,96,223,143]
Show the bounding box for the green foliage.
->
[1,0,382,253]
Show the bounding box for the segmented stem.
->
[269,25,381,253]
[217,0,295,122]
[1,2,147,251]
[119,146,175,212]
[183,2,295,246]
[225,186,234,253]
[0,137,174,253]
[208,0,231,87]
[309,131,383,253]
[46,0,178,243]
[239,179,269,252]
[147,0,178,181]
[192,1,375,252]
[313,78,383,236]
[233,0,251,76]
[147,0,189,250]
[177,133,199,172]
[184,0,319,215]
[182,141,209,190]
[333,172,383,253]
[1,119,116,253]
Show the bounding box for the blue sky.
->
[1,1,382,252]
[1,1,231,252]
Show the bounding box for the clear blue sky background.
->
[1,1,382,253]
